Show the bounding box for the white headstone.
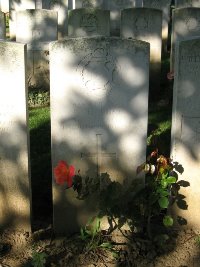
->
[0,41,31,230]
[50,37,150,235]
[1,0,9,13]
[171,37,200,229]
[105,0,136,36]
[121,8,162,99]
[143,0,171,51]
[170,7,200,71]
[68,0,73,9]
[16,9,58,88]
[0,11,6,39]
[75,0,104,8]
[175,0,200,8]
[68,8,110,37]
[16,9,57,44]
[36,0,68,39]
[9,0,36,40]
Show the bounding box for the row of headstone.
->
[0,36,150,233]
[13,7,162,89]
[1,34,200,233]
[8,0,171,39]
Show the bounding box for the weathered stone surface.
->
[68,8,110,37]
[175,0,200,8]
[0,11,5,39]
[75,0,104,8]
[171,38,200,230]
[9,0,36,40]
[170,7,200,71]
[121,7,162,97]
[0,0,9,12]
[105,0,136,36]
[143,0,171,51]
[0,41,31,230]
[36,0,68,38]
[16,9,58,44]
[50,37,149,235]
[16,9,57,89]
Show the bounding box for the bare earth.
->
[0,227,200,267]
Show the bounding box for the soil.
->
[0,226,200,267]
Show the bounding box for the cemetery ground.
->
[0,56,200,267]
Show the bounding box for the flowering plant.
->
[54,160,75,187]
[53,150,188,244]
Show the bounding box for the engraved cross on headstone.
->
[81,134,116,177]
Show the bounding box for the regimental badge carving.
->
[133,16,149,36]
[77,47,120,98]
[81,13,98,32]
[185,15,200,31]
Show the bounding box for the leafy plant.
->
[79,216,117,257]
[28,89,50,108]
[54,149,188,247]
[136,150,188,241]
[31,247,47,267]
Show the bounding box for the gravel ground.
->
[0,227,199,267]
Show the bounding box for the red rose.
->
[54,160,75,187]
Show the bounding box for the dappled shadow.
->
[170,7,200,71]
[50,36,149,235]
[9,0,68,40]
[120,7,162,101]
[0,41,31,231]
[0,119,31,231]
[68,8,110,37]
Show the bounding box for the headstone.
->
[75,0,104,8]
[16,9,57,44]
[50,37,150,235]
[121,8,162,99]
[143,0,171,52]
[0,11,6,39]
[171,37,200,229]
[104,0,136,36]
[35,0,68,39]
[68,8,110,37]
[0,41,31,230]
[9,0,36,40]
[16,9,58,88]
[68,0,73,9]
[1,0,9,13]
[175,0,200,8]
[170,7,200,71]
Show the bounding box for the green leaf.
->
[100,242,113,249]
[80,228,87,240]
[166,176,176,184]
[158,197,169,208]
[163,215,174,227]
[161,179,168,188]
[156,188,169,197]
